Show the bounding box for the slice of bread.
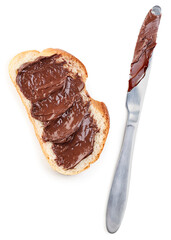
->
[9,48,109,175]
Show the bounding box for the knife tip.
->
[151,5,161,16]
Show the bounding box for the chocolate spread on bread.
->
[16,54,98,169]
[128,9,161,91]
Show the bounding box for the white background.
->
[0,0,171,239]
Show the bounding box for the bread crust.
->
[9,48,110,175]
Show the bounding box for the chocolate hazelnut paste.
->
[128,9,161,92]
[16,54,98,169]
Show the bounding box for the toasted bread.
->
[9,48,109,175]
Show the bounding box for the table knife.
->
[106,5,161,233]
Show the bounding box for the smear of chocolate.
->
[16,54,98,170]
[52,114,98,170]
[43,100,90,143]
[128,9,161,92]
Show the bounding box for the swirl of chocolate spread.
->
[128,8,161,92]
[16,55,98,170]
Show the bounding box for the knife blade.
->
[106,5,161,234]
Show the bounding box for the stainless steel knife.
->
[106,5,161,234]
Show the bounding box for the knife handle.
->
[106,117,137,233]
